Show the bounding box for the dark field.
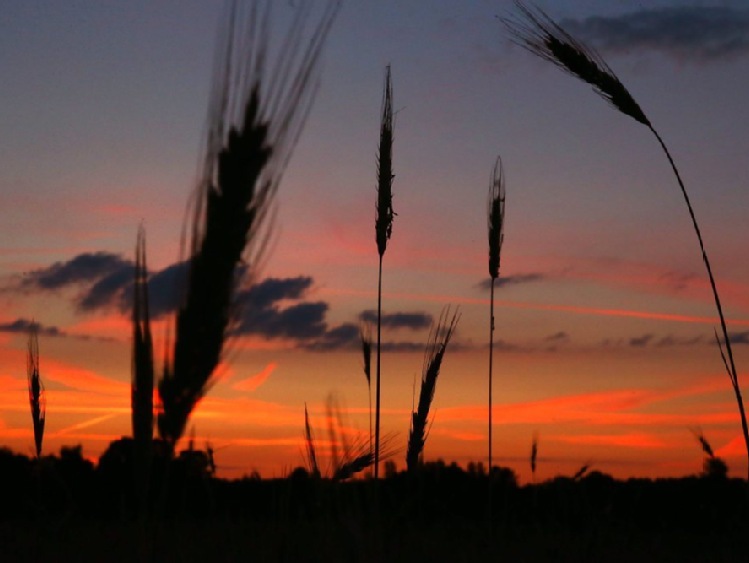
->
[1,446,747,562]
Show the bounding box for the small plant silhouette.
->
[156,0,340,450]
[487,156,506,472]
[27,324,45,459]
[374,64,395,478]
[406,307,460,472]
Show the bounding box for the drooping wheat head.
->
[502,1,649,127]
[406,307,460,472]
[158,0,340,448]
[27,323,45,458]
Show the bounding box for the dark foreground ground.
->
[0,446,747,562]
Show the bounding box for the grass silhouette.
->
[156,0,340,450]
[374,64,395,479]
[503,0,749,479]
[487,156,506,473]
[26,324,45,459]
[406,307,460,472]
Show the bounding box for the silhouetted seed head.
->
[406,307,460,472]
[503,1,650,127]
[375,65,395,257]
[158,0,340,448]
[27,323,45,458]
[360,324,372,386]
[488,156,506,280]
[693,428,716,458]
[333,452,374,481]
[304,403,320,477]
[530,432,538,475]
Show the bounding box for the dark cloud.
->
[544,331,569,343]
[654,334,703,348]
[477,273,546,291]
[19,252,130,291]
[0,318,65,338]
[728,331,749,345]
[358,310,433,330]
[302,323,360,351]
[629,334,654,348]
[658,270,699,292]
[562,7,749,63]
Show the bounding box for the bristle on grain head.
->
[488,156,505,280]
[158,0,340,448]
[375,65,395,257]
[502,1,650,127]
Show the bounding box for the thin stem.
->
[374,253,383,479]
[649,125,749,478]
[489,278,495,472]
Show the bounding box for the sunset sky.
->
[1,0,749,482]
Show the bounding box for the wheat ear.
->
[406,307,460,472]
[487,156,506,473]
[158,0,339,448]
[374,64,395,478]
[27,323,45,459]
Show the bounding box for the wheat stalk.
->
[374,64,395,478]
[157,0,339,448]
[504,1,749,478]
[406,307,460,472]
[487,156,506,473]
[27,323,45,459]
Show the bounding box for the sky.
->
[1,0,749,482]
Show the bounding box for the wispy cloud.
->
[358,309,433,330]
[231,362,277,392]
[477,272,546,291]
[562,6,749,63]
[0,318,65,337]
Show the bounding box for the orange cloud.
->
[231,362,277,392]
[552,433,668,449]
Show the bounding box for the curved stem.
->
[489,278,495,472]
[649,125,749,478]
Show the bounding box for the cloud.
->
[232,362,277,392]
[477,272,546,291]
[562,7,749,63]
[728,331,749,345]
[0,318,65,338]
[544,331,569,343]
[358,310,433,330]
[19,252,130,290]
[14,252,133,313]
[629,334,654,348]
